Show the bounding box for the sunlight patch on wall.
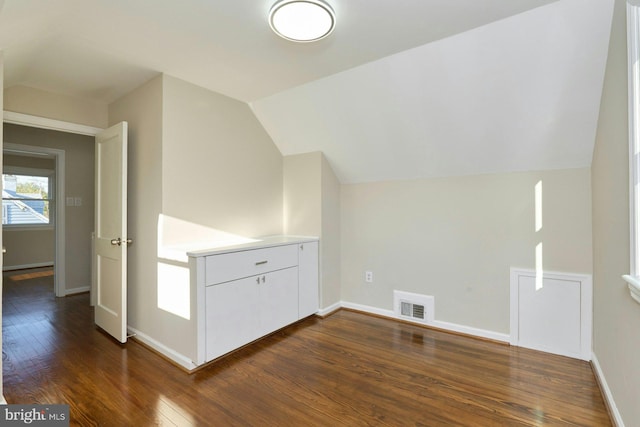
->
[535,242,543,291]
[157,214,259,262]
[157,262,190,320]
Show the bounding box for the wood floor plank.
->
[2,269,611,426]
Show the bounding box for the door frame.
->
[3,111,103,297]
[3,143,65,297]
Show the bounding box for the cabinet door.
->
[258,267,299,335]
[298,241,319,318]
[205,276,260,361]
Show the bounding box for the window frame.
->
[2,166,55,231]
[624,1,640,303]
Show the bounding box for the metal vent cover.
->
[400,300,425,320]
[412,304,425,319]
[394,291,434,324]
[401,301,411,317]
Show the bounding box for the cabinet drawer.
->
[205,244,298,286]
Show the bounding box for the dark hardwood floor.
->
[2,269,611,426]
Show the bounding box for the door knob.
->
[110,238,133,246]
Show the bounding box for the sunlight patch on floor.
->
[6,269,54,281]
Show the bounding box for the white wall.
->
[592,0,640,425]
[4,85,108,129]
[2,229,54,269]
[108,75,165,353]
[284,152,321,236]
[341,168,592,334]
[161,75,283,239]
[109,74,285,363]
[283,152,341,309]
[320,154,341,308]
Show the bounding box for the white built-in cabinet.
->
[189,236,319,366]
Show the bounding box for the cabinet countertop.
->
[185,235,318,258]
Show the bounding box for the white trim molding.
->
[3,111,103,136]
[127,327,198,372]
[591,352,626,427]
[2,262,53,272]
[327,301,509,343]
[317,301,341,317]
[622,275,640,304]
[626,1,640,305]
[430,319,510,343]
[65,286,90,296]
[341,301,395,318]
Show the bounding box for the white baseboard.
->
[591,352,625,427]
[341,301,395,318]
[335,300,509,343]
[127,326,197,371]
[431,320,509,343]
[3,262,53,271]
[65,286,90,295]
[318,301,342,316]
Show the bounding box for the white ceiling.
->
[0,0,614,183]
[251,0,614,183]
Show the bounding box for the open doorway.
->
[2,122,96,299]
[3,144,61,296]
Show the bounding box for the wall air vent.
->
[400,301,424,319]
[394,291,434,325]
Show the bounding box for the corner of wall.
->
[283,152,322,236]
[320,153,341,308]
[590,0,640,425]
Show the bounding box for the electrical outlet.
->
[365,271,373,283]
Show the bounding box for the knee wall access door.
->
[510,268,592,361]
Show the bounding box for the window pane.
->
[2,200,50,225]
[2,174,51,225]
[3,174,49,199]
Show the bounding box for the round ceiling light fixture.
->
[269,0,336,43]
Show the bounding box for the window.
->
[2,168,54,228]
[624,1,640,304]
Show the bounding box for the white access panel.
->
[510,269,592,361]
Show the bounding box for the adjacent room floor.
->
[2,268,611,426]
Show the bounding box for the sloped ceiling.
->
[0,0,614,183]
[251,0,614,183]
[0,0,557,103]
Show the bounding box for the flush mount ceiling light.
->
[269,0,336,42]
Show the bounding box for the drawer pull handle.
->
[255,260,268,266]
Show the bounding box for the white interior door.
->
[94,122,129,343]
